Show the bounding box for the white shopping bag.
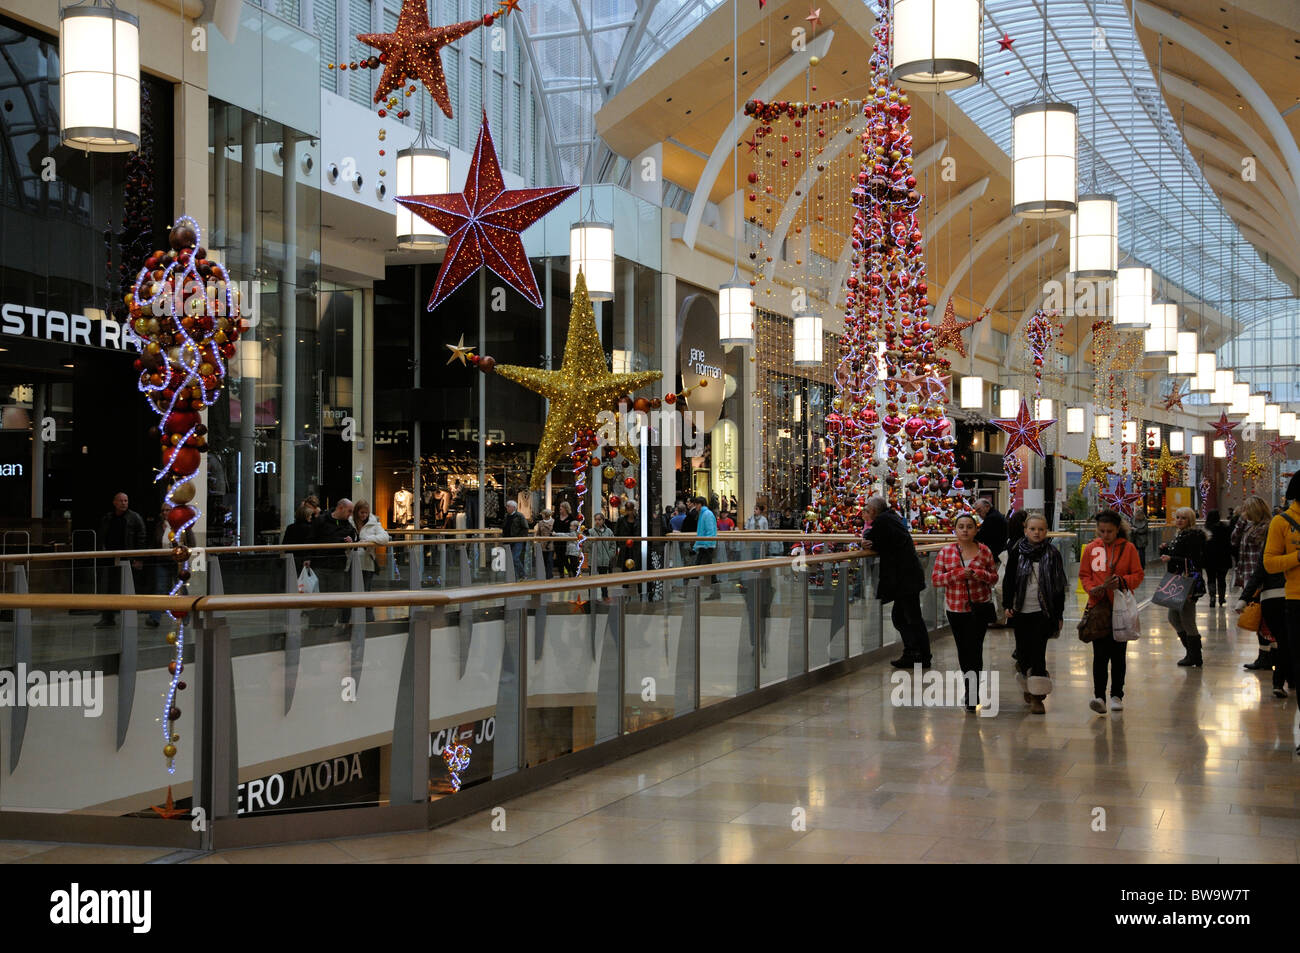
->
[1111,588,1141,642]
[297,566,319,594]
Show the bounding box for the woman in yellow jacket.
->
[1261,471,1300,753]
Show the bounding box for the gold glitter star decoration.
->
[1066,435,1116,491]
[1154,441,1185,480]
[491,272,662,490]
[1240,447,1266,485]
[1162,383,1188,412]
[444,333,475,366]
[932,301,985,359]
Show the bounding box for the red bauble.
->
[166,506,195,531]
[169,447,201,475]
[623,477,636,489]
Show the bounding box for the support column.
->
[659,273,676,509]
[31,383,45,521]
[478,269,487,534]
[238,112,258,545]
[280,129,298,530]
[413,266,422,536]
[544,259,552,508]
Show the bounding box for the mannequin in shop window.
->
[392,486,414,526]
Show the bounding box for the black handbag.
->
[961,551,997,625]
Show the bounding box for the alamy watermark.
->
[888,665,999,717]
[0,664,104,717]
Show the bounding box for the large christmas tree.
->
[811,1,961,533]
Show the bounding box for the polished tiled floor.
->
[6,584,1299,864]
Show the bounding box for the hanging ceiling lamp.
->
[1247,394,1266,426]
[719,0,752,345]
[890,0,983,91]
[1035,398,1054,421]
[1122,420,1137,444]
[395,123,450,249]
[1265,403,1280,432]
[793,312,823,367]
[958,376,983,409]
[1169,431,1184,453]
[1094,413,1111,439]
[1143,301,1178,356]
[1069,195,1118,279]
[1229,382,1250,417]
[1210,369,1234,405]
[1191,435,1205,455]
[1191,352,1216,393]
[1280,411,1297,438]
[999,387,1021,418]
[1066,406,1085,433]
[1173,332,1197,376]
[1114,263,1152,327]
[1011,0,1076,219]
[60,0,140,152]
[1213,439,1227,458]
[570,221,614,301]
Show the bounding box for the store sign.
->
[233,749,381,815]
[442,427,505,443]
[0,303,134,350]
[0,463,24,477]
[677,294,725,430]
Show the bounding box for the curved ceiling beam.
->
[1218,198,1300,276]
[1160,73,1300,232]
[967,233,1060,369]
[828,141,951,306]
[921,177,990,249]
[1190,131,1299,243]
[932,215,1022,322]
[1002,275,1064,372]
[1138,2,1300,222]
[769,114,876,260]
[608,0,662,96]
[681,30,835,250]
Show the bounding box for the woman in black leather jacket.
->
[1159,507,1207,666]
[1240,553,1291,696]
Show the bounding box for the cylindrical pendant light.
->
[1166,356,1177,375]
[1143,301,1177,356]
[793,312,823,366]
[1170,431,1184,453]
[395,144,450,248]
[1095,413,1111,439]
[999,387,1022,418]
[1265,404,1281,432]
[719,280,754,345]
[1281,411,1297,439]
[1210,369,1234,405]
[570,222,615,300]
[1229,383,1251,416]
[1035,398,1054,421]
[1247,394,1266,425]
[1122,420,1138,444]
[1191,352,1216,393]
[890,0,983,90]
[959,375,984,409]
[1066,406,1085,433]
[1213,438,1227,458]
[1115,265,1152,327]
[1173,332,1197,376]
[1012,100,1078,219]
[1068,194,1118,278]
[1191,435,1206,455]
[59,0,140,152]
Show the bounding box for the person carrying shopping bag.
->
[1157,507,1207,667]
[1079,510,1144,714]
[1001,513,1066,714]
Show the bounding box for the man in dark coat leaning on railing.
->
[861,495,931,669]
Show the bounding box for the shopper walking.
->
[350,499,390,622]
[1262,474,1300,738]
[95,491,148,628]
[1001,513,1066,713]
[312,498,356,626]
[1131,506,1150,569]
[1203,509,1232,606]
[590,512,615,597]
[931,513,998,711]
[501,500,529,580]
[533,508,555,579]
[1239,542,1289,696]
[1232,496,1270,595]
[553,501,577,577]
[690,496,720,599]
[1079,510,1144,714]
[1159,506,1207,667]
[862,496,930,669]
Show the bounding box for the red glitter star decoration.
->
[805,6,822,27]
[932,300,982,358]
[1162,383,1188,411]
[358,0,490,118]
[1268,435,1292,459]
[991,397,1055,459]
[398,113,577,311]
[744,135,760,154]
[1100,475,1142,518]
[997,32,1015,52]
[1210,412,1240,440]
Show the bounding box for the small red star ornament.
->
[997,32,1015,52]
[398,112,578,310]
[1268,435,1292,459]
[805,6,822,27]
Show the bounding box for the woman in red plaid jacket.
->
[931,513,999,712]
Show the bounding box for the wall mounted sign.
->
[0,303,134,350]
[677,294,725,431]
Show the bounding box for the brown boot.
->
[1030,695,1046,714]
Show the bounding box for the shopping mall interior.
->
[0,0,1298,882]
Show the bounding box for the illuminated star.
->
[805,6,822,27]
[493,272,663,490]
[444,333,475,366]
[1100,474,1141,518]
[497,0,521,13]
[1268,435,1291,459]
[358,0,488,118]
[1155,441,1186,480]
[1210,411,1240,440]
[991,397,1055,459]
[398,113,578,310]
[997,32,1015,52]
[150,786,187,820]
[1065,435,1115,491]
[1162,383,1188,412]
[933,300,982,358]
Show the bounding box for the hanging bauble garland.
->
[128,215,243,773]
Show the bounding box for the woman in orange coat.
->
[1078,510,1145,714]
